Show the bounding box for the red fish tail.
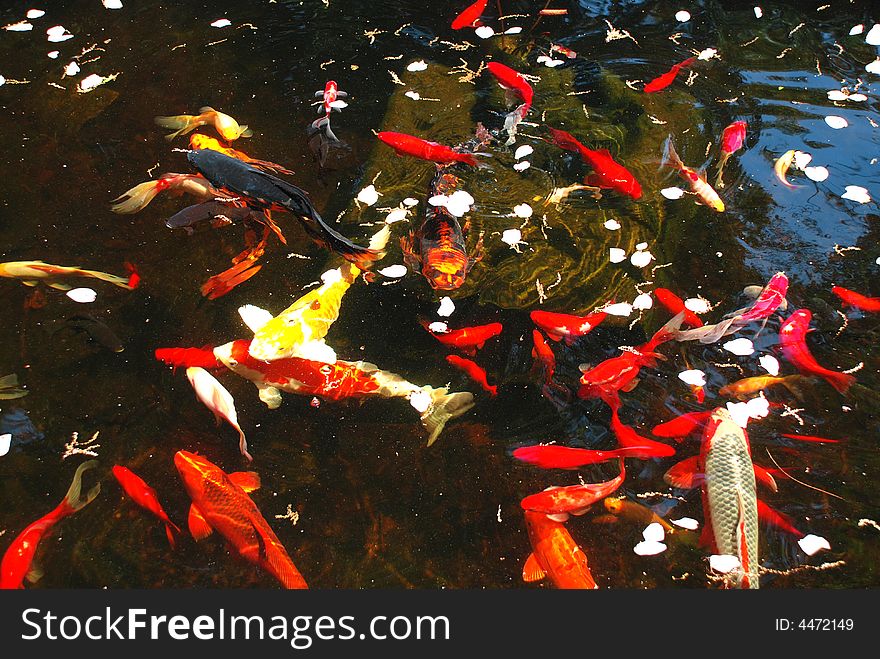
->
[828,371,856,394]
[123,261,141,289]
[678,56,697,70]
[154,347,220,369]
[165,521,181,550]
[548,127,582,153]
[456,152,480,168]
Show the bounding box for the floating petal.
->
[633,540,667,556]
[5,21,34,32]
[804,166,829,182]
[709,554,741,573]
[797,534,831,556]
[661,187,685,199]
[759,354,780,376]
[475,25,494,39]
[603,219,621,230]
[824,115,848,129]
[723,338,755,356]
[504,26,523,34]
[210,18,231,28]
[428,321,448,333]
[867,24,880,45]
[409,390,432,413]
[632,293,653,310]
[753,7,763,19]
[841,185,871,203]
[404,90,421,100]
[406,60,428,72]
[357,185,380,206]
[671,517,699,530]
[602,302,633,317]
[437,296,455,317]
[675,10,691,22]
[827,90,848,101]
[679,369,707,387]
[684,297,711,314]
[514,145,533,160]
[46,25,74,41]
[609,248,627,263]
[0,433,10,458]
[850,24,864,36]
[103,0,124,8]
[513,161,530,171]
[867,58,880,74]
[501,229,522,246]
[27,10,46,19]
[378,265,407,278]
[630,250,654,268]
[793,150,812,170]
[66,287,97,303]
[513,203,533,218]
[402,197,418,207]
[643,522,666,543]
[385,208,408,223]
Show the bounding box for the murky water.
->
[0,0,878,589]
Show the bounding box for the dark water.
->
[0,0,878,589]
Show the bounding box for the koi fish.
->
[174,450,308,589]
[112,465,181,549]
[0,260,136,291]
[446,354,497,396]
[548,127,643,199]
[185,366,252,462]
[64,313,125,353]
[644,57,696,93]
[663,407,759,588]
[111,173,222,214]
[832,285,880,312]
[401,169,483,290]
[530,309,608,344]
[651,409,714,440]
[774,149,799,189]
[512,444,661,469]
[531,329,556,383]
[523,510,598,589]
[313,80,348,116]
[377,131,482,167]
[520,459,625,517]
[165,200,257,232]
[653,288,702,327]
[189,134,293,175]
[661,136,725,211]
[0,373,28,400]
[577,312,684,409]
[155,106,252,142]
[486,62,534,145]
[422,321,503,356]
[451,0,487,29]
[603,497,675,533]
[609,405,676,457]
[718,374,810,400]
[779,309,855,394]
[157,340,475,447]
[550,43,577,59]
[715,120,747,188]
[779,433,840,444]
[0,460,100,589]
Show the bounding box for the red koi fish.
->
[451,0,487,29]
[486,62,534,145]
[513,444,662,469]
[548,127,643,199]
[530,308,608,344]
[422,321,503,355]
[520,460,626,516]
[377,131,481,167]
[523,510,598,589]
[174,450,308,589]
[644,57,696,93]
[832,286,880,312]
[531,329,556,383]
[661,136,724,211]
[112,465,181,549]
[779,309,855,394]
[577,312,684,409]
[654,288,703,327]
[609,406,676,457]
[446,354,497,396]
[314,80,347,116]
[715,120,747,188]
[1,461,100,589]
[779,433,840,444]
[651,409,714,440]
[110,173,224,214]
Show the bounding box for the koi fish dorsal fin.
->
[188,504,214,541]
[198,106,216,114]
[229,471,261,493]
[238,304,274,334]
[522,552,547,583]
[663,456,703,489]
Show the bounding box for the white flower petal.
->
[543,58,565,68]
[603,219,621,230]
[793,150,812,170]
[501,228,522,246]
[445,198,470,217]
[378,264,407,278]
[633,540,667,556]
[0,76,5,86]
[753,7,763,19]
[602,302,633,317]
[475,25,495,39]
[671,517,699,530]
[684,297,711,314]
[357,185,380,206]
[867,24,880,46]
[27,10,46,19]
[723,337,755,356]
[697,48,718,61]
[437,296,455,317]
[745,394,770,419]
[824,115,848,129]
[449,190,474,206]
[635,242,648,251]
[609,248,627,263]
[847,93,867,102]
[406,60,428,72]
[66,287,97,303]
[404,90,421,100]
[103,0,124,8]
[504,26,523,34]
[5,21,34,32]
[850,24,864,36]
[797,534,831,556]
[513,203,533,218]
[47,50,60,59]
[661,187,685,199]
[804,166,829,182]
[402,197,418,207]
[643,522,666,543]
[513,160,530,171]
[630,250,654,268]
[409,390,432,413]
[867,58,880,75]
[514,145,533,160]
[827,90,848,101]
[46,25,74,41]
[726,401,752,427]
[64,61,80,77]
[709,554,741,573]
[210,18,231,28]
[675,10,691,22]
[679,369,707,387]
[385,208,408,223]
[632,293,653,310]
[428,321,448,333]
[841,185,871,204]
[759,354,780,376]
[428,194,449,207]
[0,433,11,457]
[77,73,115,92]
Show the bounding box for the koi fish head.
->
[174,450,224,501]
[423,256,469,290]
[189,134,223,151]
[779,308,811,338]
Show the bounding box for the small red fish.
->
[654,288,703,327]
[513,444,662,469]
[123,261,141,289]
[486,62,534,145]
[422,321,503,355]
[644,57,696,93]
[315,80,347,115]
[446,354,497,396]
[550,43,577,59]
[377,131,481,167]
[548,127,643,199]
[530,308,608,344]
[651,410,714,440]
[523,510,597,589]
[609,406,676,458]
[779,309,855,394]
[531,329,556,383]
[779,433,840,444]
[1,461,100,589]
[451,0,487,29]
[112,465,182,549]
[520,460,626,516]
[832,285,880,312]
[715,120,747,188]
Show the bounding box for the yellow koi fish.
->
[155,106,253,142]
[773,149,799,189]
[661,136,725,212]
[0,261,134,291]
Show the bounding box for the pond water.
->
[0,0,878,589]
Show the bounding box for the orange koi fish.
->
[609,406,676,458]
[530,309,608,344]
[174,450,308,589]
[603,497,675,532]
[718,374,810,400]
[422,321,503,356]
[0,260,136,291]
[779,433,840,444]
[661,136,725,212]
[832,285,880,312]
[523,510,598,589]
[531,329,556,384]
[1,461,100,589]
[651,409,713,440]
[155,106,252,142]
[189,134,293,175]
[548,127,643,199]
[779,309,855,394]
[451,0,488,29]
[446,354,497,396]
[521,460,626,517]
[644,57,696,93]
[112,465,181,549]
[377,131,482,167]
[110,173,223,214]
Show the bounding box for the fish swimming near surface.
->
[661,136,725,211]
[523,510,598,589]
[644,57,696,93]
[451,0,488,29]
[651,409,714,440]
[602,497,675,533]
[530,309,608,344]
[377,131,483,168]
[778,309,855,394]
[155,106,253,142]
[548,127,643,199]
[0,260,136,291]
[831,285,880,312]
[110,173,224,214]
[714,120,747,188]
[189,133,293,175]
[609,406,676,458]
[664,407,760,588]
[0,460,100,589]
[718,374,811,400]
[653,288,702,327]
[185,366,252,461]
[520,459,626,517]
[773,149,799,189]
[486,62,534,145]
[512,444,661,469]
[422,321,503,356]
[112,465,181,549]
[174,450,308,589]
[310,81,348,143]
[445,354,497,396]
[165,199,257,232]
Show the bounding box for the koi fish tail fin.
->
[780,374,813,400]
[311,116,341,143]
[714,153,731,189]
[547,127,581,153]
[165,521,182,550]
[236,427,253,463]
[154,347,221,369]
[660,135,683,171]
[154,114,198,141]
[456,152,481,168]
[298,213,385,270]
[110,180,164,214]
[419,387,475,446]
[829,371,856,395]
[647,311,686,349]
[61,460,101,516]
[679,56,698,70]
[80,268,135,290]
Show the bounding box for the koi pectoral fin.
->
[523,552,547,583]
[188,505,214,541]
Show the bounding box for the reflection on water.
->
[0,0,878,589]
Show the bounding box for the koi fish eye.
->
[319,365,333,375]
[310,301,321,310]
